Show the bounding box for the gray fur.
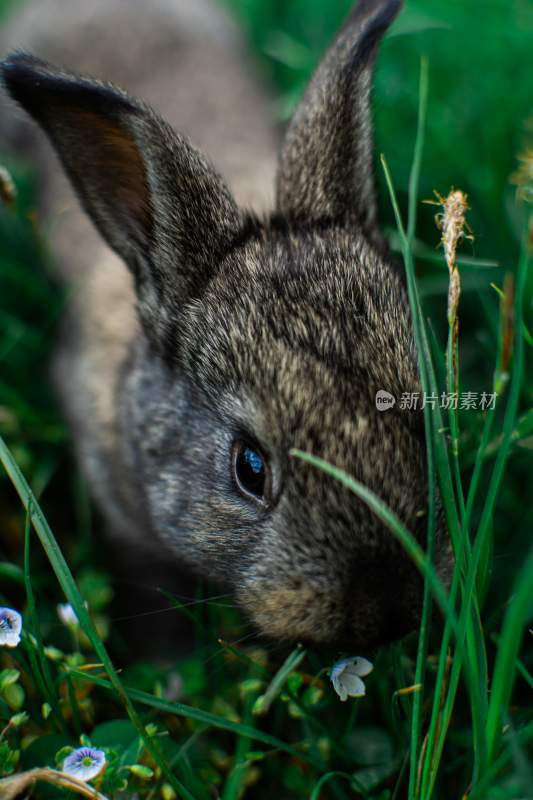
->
[0,0,450,649]
[277,0,401,251]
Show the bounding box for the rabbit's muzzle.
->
[237,547,425,650]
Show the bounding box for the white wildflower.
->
[0,607,22,648]
[62,747,106,781]
[330,656,373,701]
[57,603,80,628]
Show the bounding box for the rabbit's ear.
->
[276,0,401,246]
[1,53,243,332]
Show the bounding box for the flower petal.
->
[330,657,352,682]
[330,671,348,701]
[344,656,373,678]
[335,682,349,701]
[341,673,366,698]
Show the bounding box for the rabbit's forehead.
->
[176,228,421,452]
[184,237,410,367]
[180,250,419,431]
[182,311,421,467]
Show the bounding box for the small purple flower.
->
[0,607,22,648]
[62,747,106,781]
[330,656,373,701]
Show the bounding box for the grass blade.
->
[485,546,533,765]
[252,645,306,716]
[403,56,438,800]
[68,669,322,768]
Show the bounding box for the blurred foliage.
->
[226,0,532,261]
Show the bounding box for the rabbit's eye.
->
[232,440,271,505]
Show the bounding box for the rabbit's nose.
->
[340,556,424,648]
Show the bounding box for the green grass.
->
[1,0,532,798]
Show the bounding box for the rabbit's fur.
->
[0,0,451,650]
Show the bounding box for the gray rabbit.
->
[0,0,450,650]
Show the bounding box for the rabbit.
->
[0,0,451,651]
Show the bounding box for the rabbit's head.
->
[1,0,450,649]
